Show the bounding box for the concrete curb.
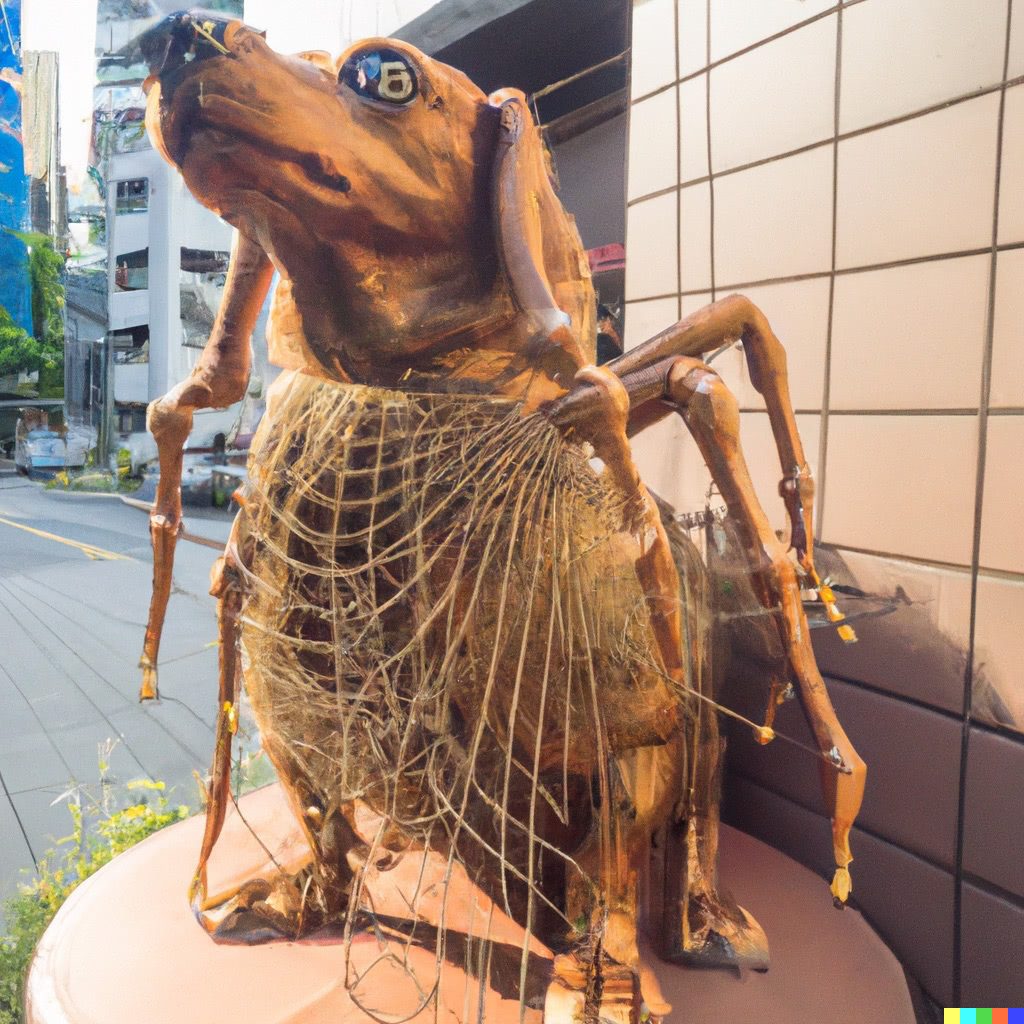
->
[33,482,228,551]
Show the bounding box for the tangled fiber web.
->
[220,372,715,1013]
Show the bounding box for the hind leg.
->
[547,747,676,1024]
[652,725,769,969]
[549,355,865,910]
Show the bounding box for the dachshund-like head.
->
[140,12,594,386]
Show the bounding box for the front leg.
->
[548,358,866,908]
[138,230,273,699]
[609,295,816,575]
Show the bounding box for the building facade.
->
[66,0,262,461]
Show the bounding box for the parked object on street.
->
[14,428,89,476]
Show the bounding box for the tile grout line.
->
[632,0,843,103]
[816,4,843,542]
[728,767,960,879]
[674,0,682,321]
[629,70,1024,206]
[704,0,715,303]
[952,0,1014,1005]
[623,239,1024,303]
[815,539,1024,580]
[728,768,1024,919]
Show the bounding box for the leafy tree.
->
[1,232,65,392]
[9,231,65,350]
[0,306,42,378]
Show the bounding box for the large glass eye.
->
[339,48,418,105]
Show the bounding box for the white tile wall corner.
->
[991,247,1024,408]
[678,75,708,183]
[627,88,678,200]
[840,0,1008,134]
[679,182,713,292]
[623,295,679,351]
[731,277,830,411]
[740,410,821,537]
[829,256,990,410]
[631,0,677,100]
[714,144,833,285]
[835,93,1000,269]
[625,192,679,299]
[973,571,1024,734]
[997,84,1024,245]
[710,14,836,173]
[677,0,708,80]
[708,0,834,63]
[822,415,979,565]
[980,416,1024,573]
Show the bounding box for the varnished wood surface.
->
[133,14,866,1020]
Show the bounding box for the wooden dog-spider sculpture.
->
[136,12,865,1021]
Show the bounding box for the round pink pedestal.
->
[25,784,914,1024]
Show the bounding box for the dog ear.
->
[489,89,596,365]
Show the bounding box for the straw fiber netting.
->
[223,372,716,1014]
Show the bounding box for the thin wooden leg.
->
[607,295,816,573]
[663,357,865,903]
[190,553,242,930]
[138,231,272,699]
[546,356,866,904]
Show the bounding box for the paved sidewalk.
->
[0,469,240,907]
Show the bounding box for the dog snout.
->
[136,9,238,77]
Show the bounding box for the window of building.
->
[114,248,148,291]
[117,405,148,433]
[180,247,230,348]
[111,324,149,364]
[115,177,148,215]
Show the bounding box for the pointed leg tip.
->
[830,867,852,905]
[139,664,158,701]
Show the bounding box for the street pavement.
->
[0,464,237,907]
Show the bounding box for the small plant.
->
[0,744,191,1024]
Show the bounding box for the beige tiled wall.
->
[625,0,1024,1006]
[626,0,1023,719]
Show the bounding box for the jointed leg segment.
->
[138,230,273,699]
[548,296,866,908]
[609,294,816,572]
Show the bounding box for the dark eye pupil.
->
[340,48,417,105]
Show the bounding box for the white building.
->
[66,0,267,462]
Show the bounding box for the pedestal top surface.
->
[25,783,915,1024]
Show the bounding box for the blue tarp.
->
[0,0,31,333]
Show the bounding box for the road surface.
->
[0,465,239,906]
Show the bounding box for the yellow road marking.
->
[0,515,129,561]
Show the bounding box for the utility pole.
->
[98,90,115,472]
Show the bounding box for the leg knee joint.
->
[667,361,740,436]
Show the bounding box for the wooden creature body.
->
[136,13,866,1022]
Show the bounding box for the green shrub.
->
[0,761,190,1024]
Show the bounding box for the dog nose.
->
[136,10,234,76]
